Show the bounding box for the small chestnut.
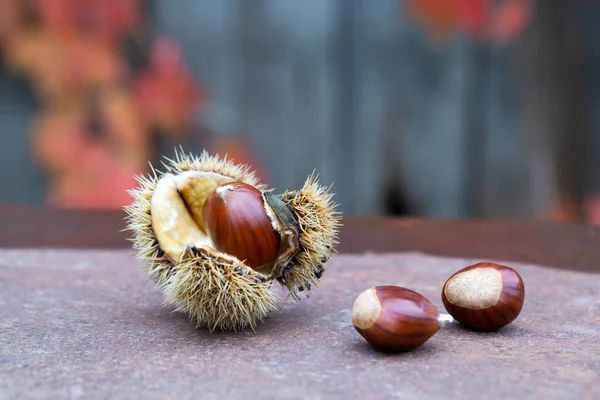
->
[202,181,281,270]
[441,262,525,331]
[352,286,452,352]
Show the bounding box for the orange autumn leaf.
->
[459,0,489,37]
[544,196,580,223]
[6,28,123,101]
[30,98,148,172]
[30,0,141,38]
[48,147,142,209]
[30,107,96,172]
[5,30,61,79]
[69,36,124,88]
[33,104,150,209]
[6,31,81,100]
[97,89,149,164]
[406,0,459,39]
[405,0,531,44]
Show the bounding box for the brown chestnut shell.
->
[441,262,525,331]
[202,182,281,270]
[352,286,442,352]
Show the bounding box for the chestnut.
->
[352,286,451,352]
[202,182,281,270]
[441,262,525,331]
[127,149,341,330]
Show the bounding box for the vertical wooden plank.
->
[383,34,473,217]
[578,2,600,194]
[516,0,587,219]
[480,46,530,218]
[348,0,392,216]
[0,69,46,204]
[154,0,244,135]
[236,0,348,208]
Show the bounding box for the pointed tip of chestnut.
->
[202,181,281,270]
[441,262,525,331]
[352,286,442,352]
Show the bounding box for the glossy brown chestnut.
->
[441,262,525,331]
[352,286,448,352]
[202,182,281,270]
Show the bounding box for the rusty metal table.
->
[1,206,599,399]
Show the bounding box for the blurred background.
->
[1,0,600,223]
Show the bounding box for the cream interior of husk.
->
[150,170,281,267]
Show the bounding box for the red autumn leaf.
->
[490,0,531,44]
[69,36,124,88]
[30,108,96,172]
[583,194,600,225]
[134,37,204,134]
[458,0,489,37]
[0,0,20,48]
[97,89,149,163]
[78,0,141,42]
[48,147,142,209]
[32,0,78,32]
[33,104,149,209]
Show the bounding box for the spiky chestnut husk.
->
[276,177,340,297]
[124,149,340,331]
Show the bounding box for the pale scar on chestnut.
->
[351,288,381,330]
[444,268,503,310]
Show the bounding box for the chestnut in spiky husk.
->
[124,149,341,331]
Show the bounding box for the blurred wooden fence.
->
[2,0,600,219]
